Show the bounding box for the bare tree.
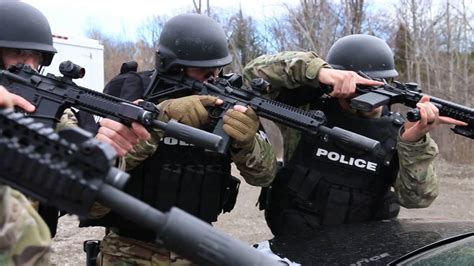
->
[343,0,365,34]
[86,25,156,82]
[393,23,412,78]
[266,0,341,55]
[192,0,211,15]
[136,15,168,70]
[193,0,202,13]
[84,0,473,163]
[227,7,267,72]
[86,26,134,82]
[264,0,473,163]
[393,0,474,163]
[137,15,167,49]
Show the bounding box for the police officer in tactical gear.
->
[326,34,399,80]
[0,3,56,67]
[0,2,57,264]
[0,85,50,265]
[244,34,466,237]
[0,0,64,239]
[0,0,57,69]
[0,0,149,241]
[92,14,276,265]
[0,0,100,134]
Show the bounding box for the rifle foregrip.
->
[164,120,223,152]
[406,108,421,122]
[328,127,381,152]
[158,207,281,266]
[212,117,230,155]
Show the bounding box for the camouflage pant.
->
[0,185,51,265]
[98,232,193,266]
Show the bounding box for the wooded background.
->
[87,0,473,164]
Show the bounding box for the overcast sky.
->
[22,0,300,40]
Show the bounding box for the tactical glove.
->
[160,95,218,128]
[223,106,259,150]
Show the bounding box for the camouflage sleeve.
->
[122,102,169,171]
[121,129,162,171]
[0,186,51,265]
[231,133,277,187]
[243,51,330,96]
[243,52,328,167]
[394,130,439,208]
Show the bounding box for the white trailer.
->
[42,35,104,92]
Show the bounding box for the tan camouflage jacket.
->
[0,186,51,265]
[243,51,439,208]
[0,109,78,265]
[123,101,277,187]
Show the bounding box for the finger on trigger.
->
[0,88,13,108]
[199,95,218,107]
[419,95,430,103]
[11,94,35,112]
[233,105,247,113]
[215,98,224,105]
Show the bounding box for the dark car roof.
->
[269,218,474,265]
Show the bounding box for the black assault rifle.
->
[0,109,279,265]
[350,73,473,139]
[143,71,381,154]
[0,62,223,151]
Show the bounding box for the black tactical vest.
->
[126,136,234,222]
[271,98,403,226]
[80,66,239,241]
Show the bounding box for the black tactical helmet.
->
[327,34,398,79]
[156,14,232,72]
[0,1,57,66]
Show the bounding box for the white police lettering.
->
[315,148,378,172]
[354,159,366,168]
[162,137,193,146]
[328,152,339,161]
[366,162,377,172]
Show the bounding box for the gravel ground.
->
[51,159,474,265]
